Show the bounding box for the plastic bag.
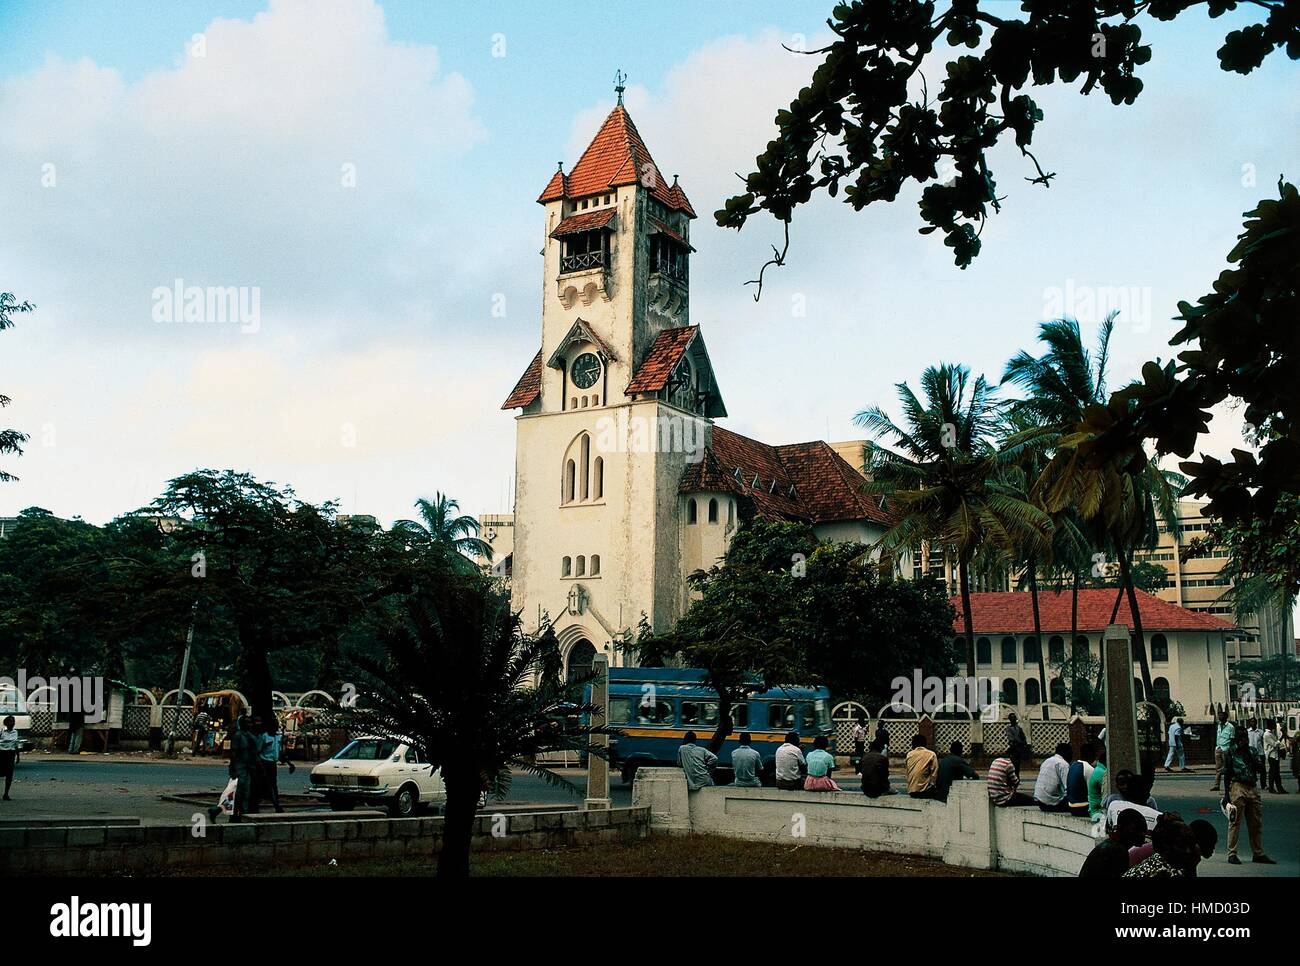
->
[218,777,239,816]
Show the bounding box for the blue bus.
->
[586,667,832,785]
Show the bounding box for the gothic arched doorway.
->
[566,639,596,683]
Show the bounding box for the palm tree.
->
[856,363,1051,676]
[394,492,493,566]
[0,293,34,483]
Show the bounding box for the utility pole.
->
[166,600,199,756]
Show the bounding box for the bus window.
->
[608,697,633,725]
[679,701,719,726]
[636,699,674,725]
[768,703,795,730]
[800,705,817,731]
[731,704,749,728]
[815,700,831,730]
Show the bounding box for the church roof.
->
[625,326,698,393]
[680,426,893,526]
[537,105,695,217]
[501,349,543,410]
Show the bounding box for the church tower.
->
[502,84,726,679]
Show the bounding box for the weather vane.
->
[614,69,626,106]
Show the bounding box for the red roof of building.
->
[501,350,543,410]
[550,208,617,238]
[625,326,697,394]
[948,589,1237,635]
[537,105,695,216]
[680,426,893,526]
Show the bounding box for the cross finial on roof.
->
[614,69,626,106]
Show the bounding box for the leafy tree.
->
[0,293,34,482]
[394,493,493,568]
[1231,653,1300,703]
[1050,650,1105,714]
[717,0,1298,284]
[857,363,1050,674]
[345,558,605,878]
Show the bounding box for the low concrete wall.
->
[632,768,1093,876]
[0,807,650,875]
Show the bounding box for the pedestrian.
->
[1006,713,1030,776]
[1246,717,1267,788]
[212,715,259,822]
[257,720,296,812]
[1066,741,1096,816]
[1078,807,1148,877]
[192,711,210,757]
[676,731,717,791]
[1290,727,1300,790]
[851,719,866,773]
[987,748,1035,807]
[1087,743,1108,818]
[0,715,19,801]
[1222,722,1275,865]
[66,706,85,756]
[1263,719,1285,794]
[1163,717,1188,772]
[875,723,891,759]
[774,731,806,791]
[905,734,939,800]
[803,735,842,792]
[859,734,891,798]
[1211,709,1231,792]
[935,740,978,802]
[730,732,763,788]
[1033,743,1074,812]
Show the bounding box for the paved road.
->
[4,756,1294,877]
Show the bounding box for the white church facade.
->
[501,97,894,679]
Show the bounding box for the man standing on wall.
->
[1006,713,1030,777]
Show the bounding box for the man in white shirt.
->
[1247,718,1267,786]
[1033,742,1074,812]
[774,731,806,791]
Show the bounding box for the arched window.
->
[1049,678,1066,705]
[727,500,735,525]
[1151,634,1169,663]
[1025,678,1041,706]
[561,556,572,578]
[593,457,603,500]
[1153,677,1171,704]
[575,555,586,577]
[1001,637,1017,665]
[1072,635,1090,660]
[590,554,600,576]
[976,637,991,665]
[1001,678,1019,706]
[1023,636,1041,664]
[580,434,590,501]
[708,498,718,523]
[687,498,697,524]
[564,460,576,503]
[1134,678,1145,702]
[1048,636,1065,664]
[566,639,595,683]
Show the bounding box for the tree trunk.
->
[437,760,479,878]
[707,690,734,756]
[1070,570,1080,713]
[958,555,976,678]
[236,638,276,729]
[1029,560,1047,714]
[1117,548,1155,703]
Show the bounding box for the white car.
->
[309,737,446,818]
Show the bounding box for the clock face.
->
[571,352,601,389]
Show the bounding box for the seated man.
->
[859,735,892,798]
[1066,742,1096,817]
[730,732,763,788]
[1078,807,1148,877]
[774,731,806,791]
[676,731,717,791]
[1033,743,1074,812]
[987,750,1035,807]
[905,734,939,800]
[935,741,978,802]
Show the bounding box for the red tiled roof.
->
[948,589,1237,635]
[537,105,694,216]
[547,318,619,369]
[625,326,697,394]
[501,350,543,410]
[650,219,695,252]
[550,208,617,238]
[679,426,892,526]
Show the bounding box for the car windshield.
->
[333,739,398,761]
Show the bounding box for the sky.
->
[0,0,1296,536]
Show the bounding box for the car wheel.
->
[328,796,353,812]
[390,784,418,818]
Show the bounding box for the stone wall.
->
[633,768,1094,876]
[0,807,649,876]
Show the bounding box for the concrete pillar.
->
[1102,624,1140,794]
[631,767,691,832]
[584,652,611,810]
